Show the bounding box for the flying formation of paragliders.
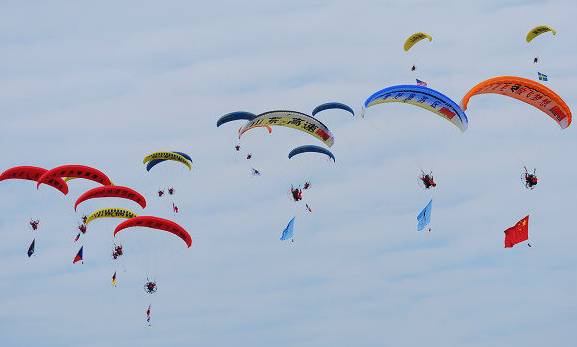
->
[0,159,192,326]
[0,24,572,327]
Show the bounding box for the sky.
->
[0,0,576,346]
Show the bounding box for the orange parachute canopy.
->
[460,76,571,129]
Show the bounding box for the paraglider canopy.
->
[84,208,138,225]
[460,76,571,129]
[312,102,354,117]
[288,145,335,162]
[146,151,192,172]
[404,32,432,52]
[37,164,113,189]
[143,152,192,171]
[239,110,335,147]
[364,85,468,132]
[0,166,68,195]
[526,25,556,43]
[74,186,147,211]
[216,111,257,127]
[114,216,192,248]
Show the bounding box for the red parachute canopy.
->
[0,166,68,194]
[114,216,192,248]
[37,165,112,190]
[74,186,147,211]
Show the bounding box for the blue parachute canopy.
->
[312,102,354,117]
[216,111,257,127]
[280,217,296,241]
[288,145,335,162]
[363,85,468,132]
[146,151,192,172]
[417,199,432,231]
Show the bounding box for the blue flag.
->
[280,217,295,241]
[417,199,432,231]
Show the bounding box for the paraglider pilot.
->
[303,182,311,190]
[419,171,436,189]
[168,187,174,195]
[411,65,416,71]
[291,186,303,202]
[235,145,241,151]
[158,190,164,197]
[524,167,538,189]
[251,168,261,176]
[534,57,538,64]
[29,219,39,231]
[144,279,157,294]
[112,244,123,260]
[246,153,252,160]
[78,224,87,234]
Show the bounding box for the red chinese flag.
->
[504,216,529,248]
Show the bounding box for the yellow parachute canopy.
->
[142,152,192,170]
[85,208,138,225]
[403,32,432,52]
[526,25,557,43]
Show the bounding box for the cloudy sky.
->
[1,0,575,346]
